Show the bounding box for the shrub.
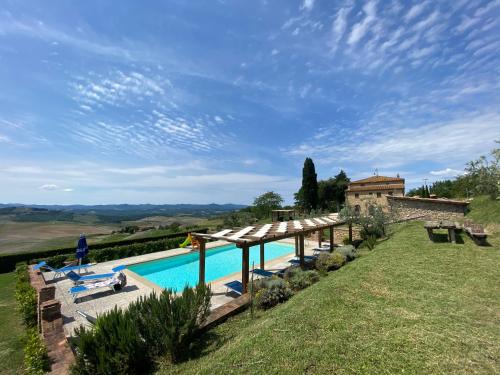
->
[315,252,346,273]
[284,267,320,291]
[254,278,293,310]
[360,235,377,250]
[15,265,37,328]
[342,236,350,245]
[24,328,50,375]
[335,245,358,261]
[72,284,211,374]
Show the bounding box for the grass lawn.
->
[159,219,499,374]
[0,272,24,375]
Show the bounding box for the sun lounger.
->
[289,255,316,266]
[33,261,94,279]
[251,268,275,278]
[66,265,126,284]
[69,273,126,302]
[224,280,243,295]
[76,310,97,325]
[313,246,331,255]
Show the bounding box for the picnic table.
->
[424,220,458,243]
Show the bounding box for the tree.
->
[318,179,336,211]
[300,158,319,212]
[465,143,499,200]
[253,191,284,219]
[332,170,350,211]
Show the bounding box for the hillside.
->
[160,205,500,374]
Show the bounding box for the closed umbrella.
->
[76,234,89,273]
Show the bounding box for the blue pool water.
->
[128,242,295,291]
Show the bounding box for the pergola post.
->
[294,235,299,256]
[329,226,334,252]
[242,245,250,294]
[198,238,206,286]
[318,229,322,248]
[349,223,353,244]
[259,242,265,270]
[299,234,305,268]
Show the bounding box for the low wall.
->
[387,196,468,221]
[29,268,74,375]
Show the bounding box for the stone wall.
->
[29,268,74,375]
[387,196,468,221]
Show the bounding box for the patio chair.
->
[69,272,127,302]
[66,265,126,284]
[289,255,316,266]
[313,246,331,256]
[33,261,94,279]
[224,280,243,296]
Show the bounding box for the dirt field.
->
[0,221,118,254]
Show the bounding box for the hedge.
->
[0,228,208,273]
[38,236,187,268]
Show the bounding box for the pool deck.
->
[44,237,320,336]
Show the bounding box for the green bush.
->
[254,278,293,310]
[342,236,350,245]
[335,245,358,261]
[360,235,377,250]
[24,328,50,375]
[284,267,320,291]
[315,252,346,273]
[72,284,211,374]
[15,265,37,328]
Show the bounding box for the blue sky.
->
[0,0,499,205]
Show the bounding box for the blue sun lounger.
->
[69,273,125,302]
[66,265,126,284]
[251,269,275,278]
[33,261,94,279]
[289,255,316,266]
[224,280,243,295]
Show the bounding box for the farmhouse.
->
[346,175,405,214]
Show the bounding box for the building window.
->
[355,193,359,198]
[388,191,393,196]
[355,205,361,214]
[369,192,373,195]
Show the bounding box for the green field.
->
[159,202,500,374]
[0,273,24,375]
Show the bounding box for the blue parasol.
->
[76,234,89,260]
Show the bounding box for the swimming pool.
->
[128,242,295,291]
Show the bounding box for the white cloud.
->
[214,115,224,124]
[404,2,427,22]
[300,0,315,11]
[329,7,351,53]
[347,0,377,46]
[62,188,74,192]
[430,168,464,176]
[0,134,12,143]
[271,48,279,56]
[39,184,59,190]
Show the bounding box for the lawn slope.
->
[161,220,499,374]
[0,273,24,375]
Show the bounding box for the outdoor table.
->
[424,221,457,243]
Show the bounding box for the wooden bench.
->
[463,220,488,245]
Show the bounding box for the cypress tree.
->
[301,158,319,212]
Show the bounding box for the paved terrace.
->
[43,238,320,336]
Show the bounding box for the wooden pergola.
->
[192,213,345,294]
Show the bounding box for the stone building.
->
[386,195,468,221]
[345,175,405,214]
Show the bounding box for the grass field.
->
[0,273,24,375]
[159,207,499,374]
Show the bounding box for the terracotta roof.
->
[350,175,404,184]
[386,195,469,206]
[347,184,404,192]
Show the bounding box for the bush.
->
[360,235,377,251]
[342,236,350,245]
[24,328,50,375]
[72,284,211,374]
[254,278,293,310]
[335,245,358,261]
[315,252,346,273]
[284,267,320,291]
[15,265,37,328]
